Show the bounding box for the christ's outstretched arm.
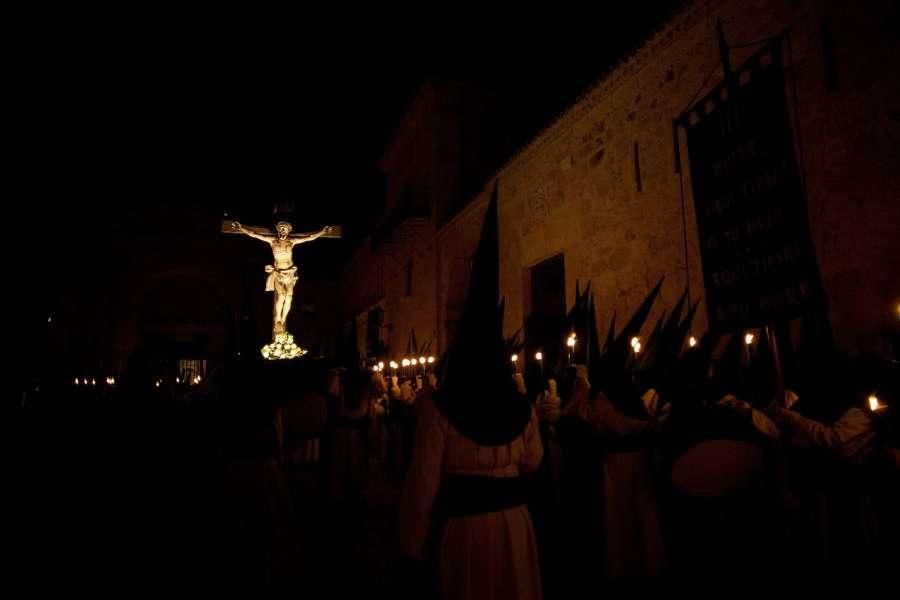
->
[232,222,275,243]
[290,225,334,246]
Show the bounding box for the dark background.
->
[5,3,686,357]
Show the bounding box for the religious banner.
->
[681,39,825,330]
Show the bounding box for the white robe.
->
[562,371,664,577]
[776,406,875,458]
[590,392,665,577]
[399,395,544,600]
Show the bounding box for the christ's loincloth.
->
[265,265,298,293]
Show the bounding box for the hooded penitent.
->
[635,289,700,403]
[589,278,665,418]
[433,182,532,447]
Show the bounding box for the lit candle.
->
[868,394,882,412]
[567,334,576,365]
[75,378,80,386]
[510,353,519,373]
[535,351,543,378]
[744,331,755,373]
[689,336,697,348]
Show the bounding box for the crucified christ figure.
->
[231,220,334,338]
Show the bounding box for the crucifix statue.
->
[226,218,340,359]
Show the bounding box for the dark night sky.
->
[6,3,685,339]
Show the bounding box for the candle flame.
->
[402,359,410,367]
[378,361,385,370]
[745,333,755,346]
[630,336,640,348]
[567,335,576,348]
[868,394,881,411]
[689,336,697,348]
[390,361,399,369]
[633,341,642,354]
[427,356,435,364]
[510,354,518,363]
[419,356,426,365]
[535,352,543,361]
[75,378,80,385]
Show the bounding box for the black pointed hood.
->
[590,278,664,417]
[604,311,617,351]
[434,182,531,446]
[587,293,602,372]
[406,329,420,357]
[637,293,701,400]
[564,280,592,366]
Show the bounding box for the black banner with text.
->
[682,40,825,329]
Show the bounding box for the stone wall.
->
[348,0,900,360]
[437,0,899,357]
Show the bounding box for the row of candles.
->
[74,377,114,386]
[75,375,203,388]
[371,356,436,378]
[516,330,887,411]
[154,375,202,387]
[502,331,706,373]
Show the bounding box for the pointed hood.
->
[604,311,617,351]
[434,182,531,446]
[589,278,664,417]
[565,280,592,366]
[586,292,602,373]
[636,291,701,399]
[406,329,420,357]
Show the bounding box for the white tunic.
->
[399,395,544,600]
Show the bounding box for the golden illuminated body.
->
[232,220,333,338]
